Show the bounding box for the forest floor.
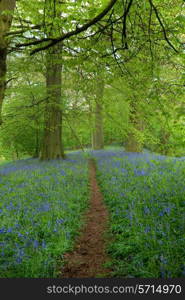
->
[60,159,111,277]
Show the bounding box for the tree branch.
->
[122,0,133,49]
[7,24,48,36]
[16,0,118,54]
[148,0,178,53]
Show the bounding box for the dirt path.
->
[60,159,110,278]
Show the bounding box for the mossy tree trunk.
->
[40,45,64,160]
[0,0,16,125]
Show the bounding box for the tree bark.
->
[92,78,104,150]
[0,0,16,125]
[160,131,170,155]
[125,101,144,152]
[125,129,143,152]
[40,45,64,160]
[33,124,40,158]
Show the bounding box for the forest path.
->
[60,159,111,277]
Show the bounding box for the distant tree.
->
[92,76,105,150]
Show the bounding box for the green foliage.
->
[0,0,184,158]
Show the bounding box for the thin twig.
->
[148,0,178,53]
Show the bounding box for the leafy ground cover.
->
[0,153,89,277]
[91,149,185,278]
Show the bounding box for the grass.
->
[0,153,89,278]
[90,149,185,278]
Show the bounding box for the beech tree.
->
[0,0,16,125]
[92,76,105,150]
[39,0,65,160]
[40,44,65,160]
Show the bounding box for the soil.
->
[60,159,111,278]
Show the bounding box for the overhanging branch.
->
[122,0,133,49]
[148,0,178,53]
[16,0,118,55]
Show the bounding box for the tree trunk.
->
[92,78,104,150]
[33,125,40,158]
[92,102,104,149]
[125,101,144,152]
[160,131,170,155]
[0,48,6,125]
[125,130,143,152]
[0,0,16,125]
[40,45,64,160]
